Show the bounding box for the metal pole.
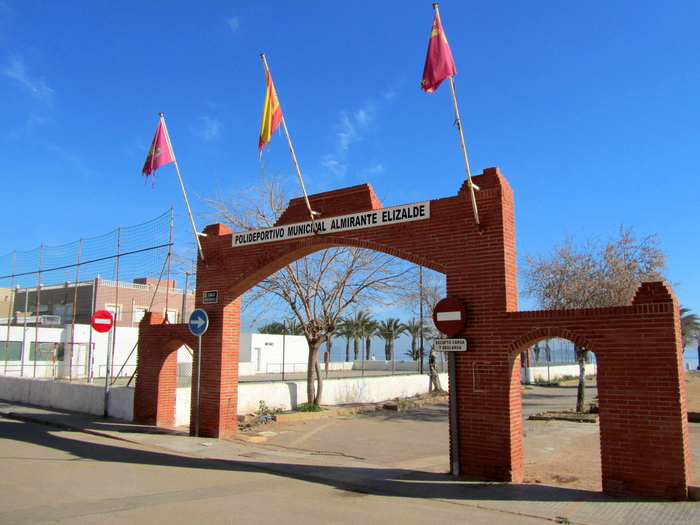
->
[159,115,206,262]
[182,271,190,322]
[70,239,82,381]
[259,54,318,223]
[110,227,120,385]
[104,327,112,417]
[195,334,202,437]
[164,207,173,321]
[419,266,424,374]
[34,245,42,379]
[448,350,460,476]
[282,320,286,381]
[447,75,480,231]
[21,286,27,377]
[4,251,16,374]
[87,277,97,383]
[433,1,481,231]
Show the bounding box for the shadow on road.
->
[1,416,656,505]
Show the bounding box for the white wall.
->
[521,363,597,384]
[0,371,447,427]
[0,374,134,420]
[239,333,309,373]
[175,372,450,425]
[0,324,140,380]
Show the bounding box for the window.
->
[0,341,22,361]
[105,304,121,321]
[132,307,148,325]
[164,309,179,323]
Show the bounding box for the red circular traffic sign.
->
[91,310,114,333]
[432,297,467,336]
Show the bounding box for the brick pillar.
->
[189,283,241,438]
[134,312,178,427]
[598,283,690,500]
[444,168,523,482]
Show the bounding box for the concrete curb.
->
[273,403,384,422]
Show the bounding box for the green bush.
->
[296,402,323,412]
[256,400,286,416]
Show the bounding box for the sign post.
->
[189,308,209,437]
[91,310,114,417]
[432,297,467,476]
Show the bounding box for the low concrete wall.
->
[352,360,448,372]
[1,372,447,428]
[175,372,450,426]
[0,375,134,420]
[521,363,597,384]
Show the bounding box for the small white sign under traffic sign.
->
[434,338,468,352]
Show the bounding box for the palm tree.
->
[377,318,406,360]
[342,312,375,360]
[403,318,425,361]
[258,321,286,334]
[680,307,700,370]
[334,320,355,362]
[361,317,380,361]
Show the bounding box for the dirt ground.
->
[522,371,700,491]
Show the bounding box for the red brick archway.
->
[136,167,690,500]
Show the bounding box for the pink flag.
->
[142,119,174,182]
[421,10,457,93]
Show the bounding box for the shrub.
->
[256,400,286,416]
[296,402,323,412]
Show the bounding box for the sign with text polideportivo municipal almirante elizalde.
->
[232,201,431,246]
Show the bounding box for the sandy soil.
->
[522,371,700,491]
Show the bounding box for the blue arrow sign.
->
[189,309,209,336]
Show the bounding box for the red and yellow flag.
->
[421,10,457,93]
[259,70,283,150]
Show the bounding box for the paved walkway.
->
[2,398,700,525]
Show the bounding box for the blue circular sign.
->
[189,309,209,336]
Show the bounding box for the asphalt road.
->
[0,416,552,525]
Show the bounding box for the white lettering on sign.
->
[437,311,462,321]
[233,201,431,246]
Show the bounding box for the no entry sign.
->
[91,310,114,333]
[432,297,467,336]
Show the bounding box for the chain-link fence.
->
[0,208,194,382]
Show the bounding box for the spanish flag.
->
[421,10,456,93]
[259,70,283,150]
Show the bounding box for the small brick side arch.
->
[135,169,690,500]
[134,312,198,428]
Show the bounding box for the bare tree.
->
[521,226,669,412]
[201,171,410,406]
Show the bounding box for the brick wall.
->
[135,167,690,500]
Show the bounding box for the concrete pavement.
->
[2,388,700,524]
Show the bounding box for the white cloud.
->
[320,155,347,178]
[3,57,53,102]
[193,116,222,141]
[225,16,240,34]
[321,99,380,178]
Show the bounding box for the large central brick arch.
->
[136,167,690,500]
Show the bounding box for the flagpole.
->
[433,3,482,233]
[159,113,206,262]
[260,54,319,224]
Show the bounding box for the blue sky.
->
[1,1,699,325]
